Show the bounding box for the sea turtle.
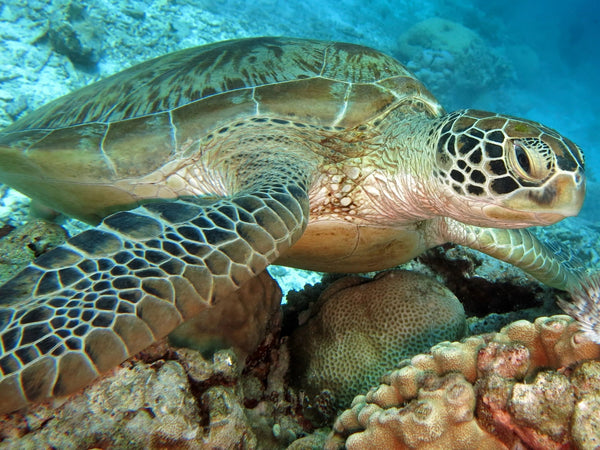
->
[0,37,585,414]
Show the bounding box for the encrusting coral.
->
[288,269,467,407]
[327,315,600,449]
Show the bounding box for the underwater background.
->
[1,0,600,448]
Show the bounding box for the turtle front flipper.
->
[0,180,309,414]
[440,217,580,291]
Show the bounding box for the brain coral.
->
[327,315,600,449]
[288,269,467,407]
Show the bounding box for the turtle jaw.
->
[474,171,585,227]
[480,206,569,228]
[503,171,586,222]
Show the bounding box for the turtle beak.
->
[551,171,586,217]
[499,169,586,226]
[527,171,586,221]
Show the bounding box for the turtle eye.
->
[508,139,550,182]
[515,143,531,174]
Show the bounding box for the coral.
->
[327,315,600,449]
[0,335,308,449]
[0,352,204,448]
[199,385,257,448]
[570,360,600,448]
[340,373,505,449]
[288,270,467,407]
[395,17,510,106]
[491,316,600,370]
[169,269,282,361]
[287,428,330,449]
[478,370,574,448]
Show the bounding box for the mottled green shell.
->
[0,37,440,222]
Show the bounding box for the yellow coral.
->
[289,270,467,406]
[493,315,600,371]
[329,373,504,450]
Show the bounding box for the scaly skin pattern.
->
[0,37,587,413]
[438,218,579,289]
[0,181,309,413]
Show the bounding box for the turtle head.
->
[432,109,585,228]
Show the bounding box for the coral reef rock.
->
[169,269,282,360]
[289,269,467,407]
[327,315,600,449]
[396,17,509,106]
[0,345,216,448]
[0,335,308,449]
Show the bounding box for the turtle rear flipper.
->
[0,178,309,414]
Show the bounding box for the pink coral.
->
[328,315,600,449]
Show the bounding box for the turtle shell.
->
[0,37,441,223]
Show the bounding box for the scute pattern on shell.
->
[0,37,441,221]
[0,37,438,134]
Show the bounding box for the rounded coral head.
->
[288,270,466,407]
[433,109,585,228]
